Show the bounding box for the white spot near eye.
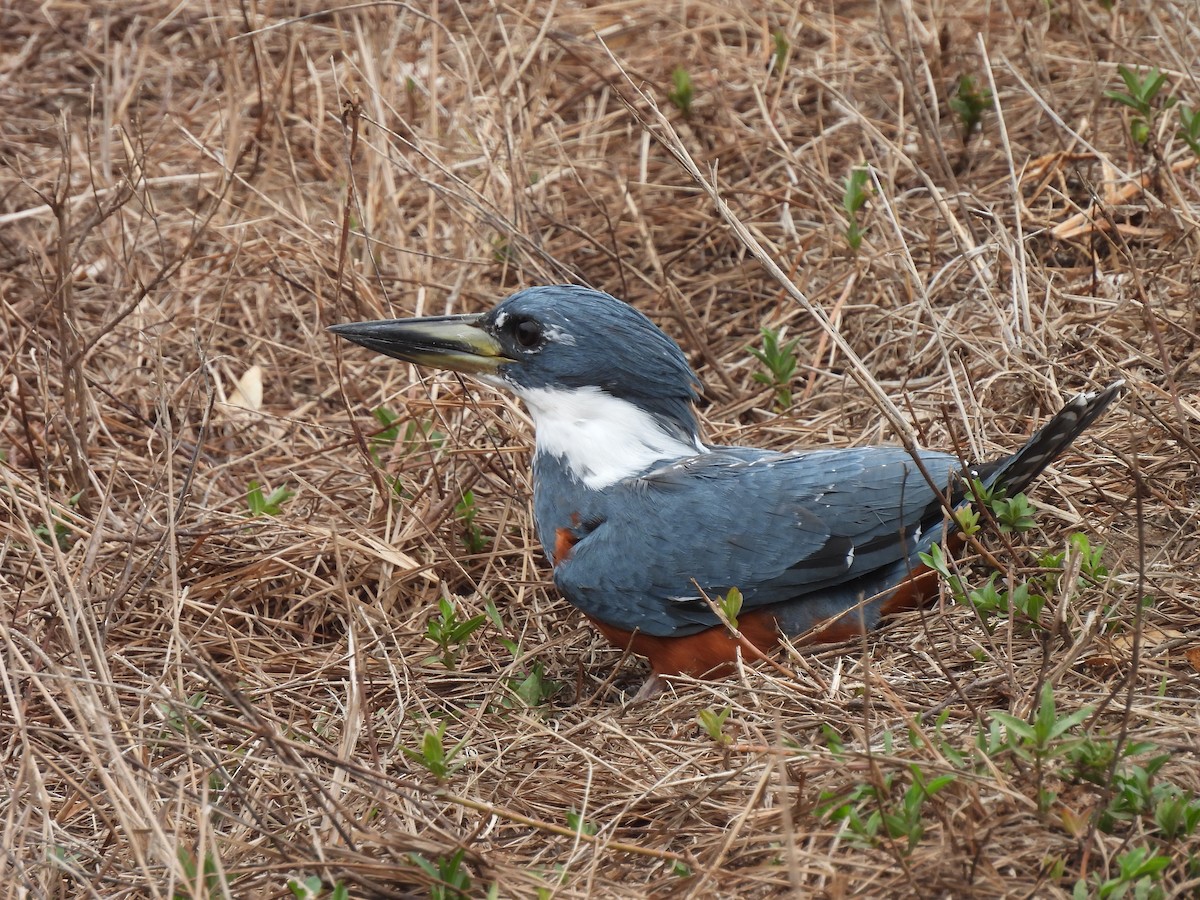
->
[542,324,576,346]
[494,311,508,329]
[518,385,707,488]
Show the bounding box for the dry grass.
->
[2,1,1199,897]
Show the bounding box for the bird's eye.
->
[513,319,543,349]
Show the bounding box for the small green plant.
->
[1068,532,1108,581]
[455,491,488,554]
[507,662,560,707]
[1065,737,1156,787]
[1105,65,1172,146]
[922,488,1104,630]
[948,75,992,143]
[402,722,466,784]
[485,599,521,657]
[34,519,72,550]
[158,691,208,736]
[176,846,222,899]
[697,706,733,747]
[246,481,293,517]
[718,585,744,630]
[990,493,1037,533]
[1177,106,1200,157]
[1154,790,1200,840]
[287,876,350,899]
[842,167,870,252]
[566,809,597,837]
[881,767,956,853]
[410,848,472,900]
[748,328,799,409]
[1076,846,1171,900]
[33,490,82,550]
[1099,756,1174,833]
[990,683,1093,813]
[815,778,885,848]
[492,235,516,264]
[918,543,967,604]
[769,30,789,74]
[405,418,445,452]
[425,598,487,669]
[668,66,694,116]
[369,406,402,463]
[816,764,954,855]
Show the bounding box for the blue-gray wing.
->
[552,446,964,637]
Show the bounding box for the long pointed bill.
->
[328,314,514,374]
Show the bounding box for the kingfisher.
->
[331,285,1124,691]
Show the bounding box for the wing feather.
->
[552,446,962,636]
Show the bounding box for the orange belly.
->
[585,558,951,678]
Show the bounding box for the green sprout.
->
[177,846,223,899]
[990,683,1093,813]
[507,662,560,708]
[1176,106,1200,158]
[748,327,800,409]
[425,598,487,669]
[1079,846,1171,900]
[410,849,472,900]
[566,809,597,837]
[369,406,402,463]
[402,722,466,784]
[246,481,293,517]
[697,706,733,747]
[455,491,489,554]
[668,67,694,116]
[718,585,743,630]
[948,74,992,143]
[842,167,871,252]
[769,30,789,74]
[287,876,350,900]
[1105,65,1172,146]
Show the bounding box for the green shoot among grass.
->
[409,849,472,900]
[1076,846,1172,900]
[769,30,789,74]
[668,67,694,116]
[455,490,489,554]
[990,682,1093,813]
[246,481,293,517]
[1105,65,1172,146]
[949,74,992,143]
[566,809,597,837]
[176,846,223,899]
[506,662,560,708]
[425,597,487,669]
[718,585,743,630]
[402,722,467,784]
[697,706,733,747]
[287,875,350,900]
[1176,106,1200,158]
[748,327,799,409]
[842,167,870,252]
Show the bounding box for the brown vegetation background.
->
[2,1,1198,897]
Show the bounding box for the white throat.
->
[517,386,706,489]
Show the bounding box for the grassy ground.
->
[2,1,1199,897]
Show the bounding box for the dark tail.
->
[983,380,1126,495]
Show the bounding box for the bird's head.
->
[330,286,707,486]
